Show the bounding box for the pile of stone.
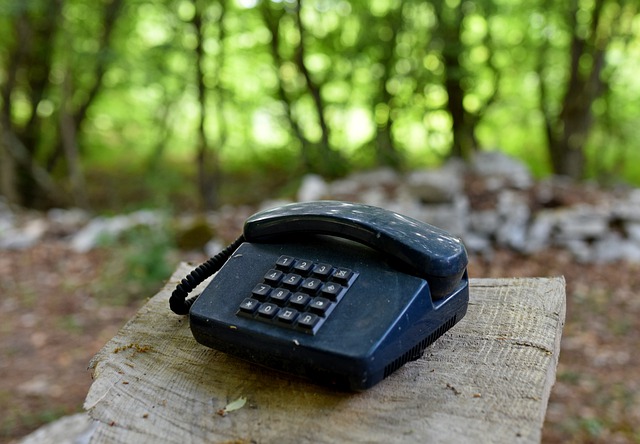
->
[294,152,640,263]
[2,151,640,263]
[0,202,164,252]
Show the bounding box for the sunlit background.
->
[2,0,640,442]
[1,0,639,211]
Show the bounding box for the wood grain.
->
[83,264,565,444]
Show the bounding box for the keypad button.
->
[293,259,314,275]
[297,312,321,330]
[238,298,260,315]
[269,288,291,305]
[236,255,357,334]
[251,283,272,301]
[264,269,284,286]
[282,273,303,289]
[277,308,299,324]
[300,277,322,294]
[312,263,332,278]
[289,292,311,309]
[275,255,295,271]
[331,267,354,284]
[309,297,332,316]
[257,303,279,319]
[321,282,342,301]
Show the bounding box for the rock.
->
[328,168,399,201]
[591,233,640,263]
[462,231,493,253]
[495,190,531,251]
[70,210,163,253]
[0,197,14,227]
[627,222,640,242]
[471,151,533,190]
[297,174,329,202]
[0,218,48,250]
[47,208,90,236]
[411,197,469,238]
[469,210,500,236]
[358,188,394,208]
[554,205,610,240]
[405,161,464,204]
[612,189,640,222]
[524,210,557,253]
[258,199,293,212]
[552,238,591,263]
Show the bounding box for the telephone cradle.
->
[170,201,469,391]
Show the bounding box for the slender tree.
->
[190,0,227,210]
[260,0,345,176]
[431,0,499,161]
[370,2,404,168]
[0,0,123,207]
[538,0,637,178]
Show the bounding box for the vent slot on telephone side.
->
[383,315,458,379]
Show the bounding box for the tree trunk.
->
[433,1,479,161]
[0,133,18,203]
[260,3,314,170]
[372,4,403,169]
[292,0,345,176]
[541,0,610,179]
[191,0,225,211]
[60,72,89,209]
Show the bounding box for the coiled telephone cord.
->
[169,235,245,315]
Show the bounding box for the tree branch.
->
[0,119,65,205]
[292,0,331,154]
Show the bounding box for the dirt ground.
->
[1,240,639,443]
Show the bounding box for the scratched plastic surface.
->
[244,201,468,298]
[190,238,469,390]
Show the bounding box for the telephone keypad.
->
[237,256,358,334]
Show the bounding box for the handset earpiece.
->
[243,201,468,300]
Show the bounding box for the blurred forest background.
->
[1,0,639,212]
[2,0,640,443]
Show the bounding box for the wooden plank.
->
[83,264,565,444]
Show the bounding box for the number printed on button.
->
[237,256,358,334]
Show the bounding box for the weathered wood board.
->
[82,263,565,444]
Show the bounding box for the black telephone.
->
[170,201,469,391]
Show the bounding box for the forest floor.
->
[1,236,640,443]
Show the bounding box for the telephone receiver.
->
[171,201,469,391]
[243,201,467,300]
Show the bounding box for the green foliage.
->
[93,224,178,305]
[1,0,640,209]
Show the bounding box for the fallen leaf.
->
[217,396,247,416]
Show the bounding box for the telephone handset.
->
[171,201,469,391]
